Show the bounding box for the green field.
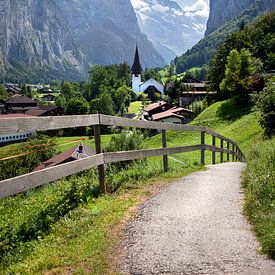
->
[128,101,142,114]
[0,99,273,273]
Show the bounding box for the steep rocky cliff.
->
[0,0,87,82]
[0,0,165,82]
[206,0,275,35]
[57,0,165,69]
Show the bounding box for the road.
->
[121,162,275,274]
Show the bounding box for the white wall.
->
[132,74,142,94]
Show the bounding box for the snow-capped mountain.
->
[131,0,209,63]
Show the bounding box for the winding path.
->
[121,162,275,274]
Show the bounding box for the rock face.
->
[0,0,165,82]
[206,0,275,35]
[0,0,87,81]
[57,0,165,69]
[132,0,209,63]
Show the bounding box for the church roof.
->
[131,46,143,74]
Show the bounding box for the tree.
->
[219,48,256,103]
[254,77,275,137]
[113,85,131,116]
[61,81,81,100]
[55,94,66,108]
[65,98,89,115]
[0,85,9,101]
[90,92,114,115]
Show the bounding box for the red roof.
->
[33,144,96,172]
[144,101,169,112]
[153,112,184,121]
[152,107,192,121]
[0,114,33,118]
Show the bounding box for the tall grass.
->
[242,138,275,258]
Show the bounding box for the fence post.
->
[212,136,216,164]
[236,147,239,161]
[162,130,168,172]
[93,123,107,194]
[232,144,235,161]
[220,139,224,163]
[227,141,230,162]
[201,130,205,166]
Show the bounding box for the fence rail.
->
[0,114,245,199]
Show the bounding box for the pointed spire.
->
[131,45,143,74]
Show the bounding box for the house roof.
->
[152,111,184,121]
[131,46,143,74]
[24,106,64,116]
[33,143,96,172]
[182,76,202,83]
[152,107,192,121]
[6,95,35,104]
[25,109,48,117]
[143,101,169,112]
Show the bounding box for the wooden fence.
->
[0,114,245,198]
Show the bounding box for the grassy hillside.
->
[0,99,273,273]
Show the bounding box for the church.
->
[131,46,164,95]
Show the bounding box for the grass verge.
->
[242,138,275,258]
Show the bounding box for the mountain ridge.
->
[0,0,165,83]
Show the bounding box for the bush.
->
[0,170,99,266]
[0,136,57,181]
[254,77,275,137]
[242,138,275,258]
[105,130,144,170]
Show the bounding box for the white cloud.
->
[178,0,209,18]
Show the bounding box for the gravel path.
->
[121,162,275,274]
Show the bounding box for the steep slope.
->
[206,0,275,35]
[132,0,208,63]
[174,1,274,73]
[56,0,165,69]
[0,0,87,82]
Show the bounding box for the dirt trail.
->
[121,162,275,274]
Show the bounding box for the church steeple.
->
[131,46,143,75]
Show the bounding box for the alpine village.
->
[0,0,274,274]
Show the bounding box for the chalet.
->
[38,87,53,93]
[143,101,173,120]
[4,83,21,96]
[152,110,184,124]
[4,95,37,113]
[33,143,96,172]
[25,106,64,117]
[41,94,57,102]
[152,106,193,124]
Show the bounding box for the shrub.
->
[0,170,99,265]
[254,77,275,137]
[0,136,57,181]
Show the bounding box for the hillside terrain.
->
[1,100,273,273]
[174,0,275,73]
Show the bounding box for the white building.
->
[131,46,164,95]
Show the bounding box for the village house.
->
[33,143,96,172]
[143,101,173,120]
[2,95,64,116]
[143,101,193,124]
[41,94,57,103]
